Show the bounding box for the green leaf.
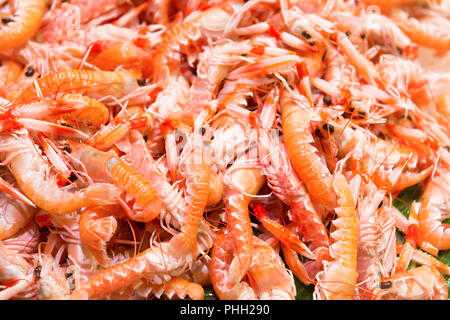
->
[294,277,314,300]
[438,250,450,266]
[393,184,423,246]
[396,230,405,244]
[392,184,423,218]
[438,250,450,296]
[203,286,217,300]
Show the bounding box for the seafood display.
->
[0,0,449,300]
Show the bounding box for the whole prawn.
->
[0,186,37,240]
[418,169,450,251]
[145,3,236,83]
[221,155,265,289]
[0,131,120,215]
[314,173,358,300]
[16,70,142,103]
[0,0,448,302]
[69,142,162,222]
[280,87,336,218]
[79,205,123,267]
[0,0,47,51]
[372,266,448,300]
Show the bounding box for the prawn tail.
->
[83,183,120,206]
[163,278,205,300]
[82,220,117,266]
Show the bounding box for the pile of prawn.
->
[0,0,449,300]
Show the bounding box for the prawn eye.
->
[137,78,146,86]
[357,110,366,117]
[25,66,35,77]
[199,127,206,135]
[380,281,392,289]
[378,200,383,208]
[63,144,72,153]
[360,33,367,40]
[1,17,13,24]
[322,123,335,133]
[68,172,78,182]
[61,122,74,128]
[34,266,41,279]
[323,95,332,106]
[302,31,311,39]
[345,31,351,36]
[315,128,323,138]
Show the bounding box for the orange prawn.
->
[314,173,358,300]
[222,158,265,288]
[0,132,119,215]
[144,3,235,83]
[372,266,448,300]
[90,42,146,71]
[85,109,147,151]
[115,130,187,229]
[393,8,450,52]
[137,277,205,300]
[209,231,257,300]
[0,0,46,51]
[70,239,195,299]
[359,0,420,10]
[0,188,37,240]
[69,142,162,222]
[252,203,316,260]
[247,237,296,300]
[418,170,450,251]
[79,205,124,267]
[280,88,336,218]
[167,132,211,261]
[16,70,142,103]
[15,94,110,128]
[258,92,330,274]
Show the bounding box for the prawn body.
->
[0,0,46,51]
[16,70,141,103]
[280,89,336,217]
[69,142,162,222]
[0,0,449,302]
[314,173,358,300]
[373,266,448,300]
[0,132,119,215]
[418,171,450,250]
